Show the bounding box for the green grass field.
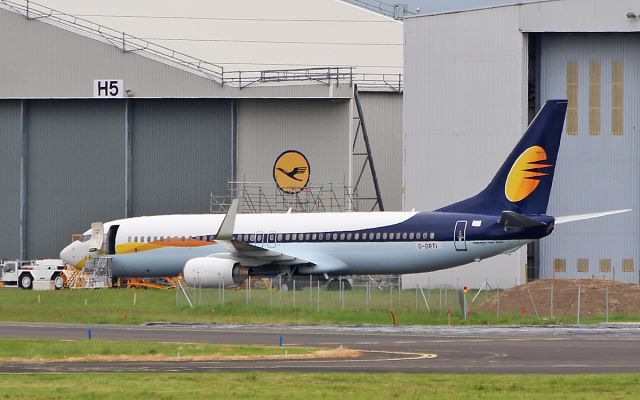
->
[0,373,639,399]
[0,338,313,360]
[0,287,637,326]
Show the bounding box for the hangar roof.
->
[31,0,403,76]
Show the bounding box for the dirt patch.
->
[475,279,640,319]
[2,347,361,363]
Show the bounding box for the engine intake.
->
[183,257,248,288]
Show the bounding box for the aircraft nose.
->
[60,242,77,266]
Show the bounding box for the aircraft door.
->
[107,225,120,255]
[454,221,467,251]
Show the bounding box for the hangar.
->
[403,0,640,288]
[0,0,404,260]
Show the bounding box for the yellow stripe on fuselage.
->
[116,240,213,254]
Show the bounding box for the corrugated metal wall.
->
[0,100,22,258]
[538,33,640,283]
[402,7,528,288]
[236,99,350,191]
[26,100,126,259]
[357,92,403,211]
[131,99,232,216]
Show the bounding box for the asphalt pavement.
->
[1,322,639,373]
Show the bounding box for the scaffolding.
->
[210,183,360,214]
[81,257,113,289]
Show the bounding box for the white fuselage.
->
[62,211,530,278]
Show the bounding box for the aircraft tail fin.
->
[437,99,568,216]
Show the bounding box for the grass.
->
[0,373,639,399]
[0,287,638,326]
[0,338,313,360]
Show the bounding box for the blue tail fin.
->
[437,99,568,216]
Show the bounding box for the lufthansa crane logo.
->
[505,146,552,202]
[273,150,310,194]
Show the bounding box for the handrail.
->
[0,0,225,82]
[1,0,403,91]
[342,0,414,20]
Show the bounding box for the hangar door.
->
[537,33,639,282]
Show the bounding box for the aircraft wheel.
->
[280,283,289,292]
[326,279,340,291]
[19,273,33,290]
[53,274,65,290]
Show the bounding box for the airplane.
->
[60,99,629,289]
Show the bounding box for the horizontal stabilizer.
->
[555,209,631,225]
[499,211,546,229]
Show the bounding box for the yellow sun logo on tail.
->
[505,146,552,202]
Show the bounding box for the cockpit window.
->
[78,234,91,243]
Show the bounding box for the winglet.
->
[215,199,239,240]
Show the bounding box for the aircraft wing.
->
[210,199,311,266]
[555,209,631,225]
[213,238,307,265]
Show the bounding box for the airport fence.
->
[175,277,640,325]
[176,276,484,321]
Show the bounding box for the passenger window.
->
[319,233,324,240]
[312,233,317,240]
[389,233,395,240]
[250,234,256,242]
[345,233,351,240]
[409,232,415,240]
[285,234,290,241]
[402,232,407,240]
[375,233,381,240]
[354,233,360,240]
[382,232,387,240]
[340,233,345,240]
[430,232,435,240]
[128,236,132,242]
[362,233,368,240]
[257,234,263,242]
[277,234,282,241]
[305,234,310,241]
[333,233,338,240]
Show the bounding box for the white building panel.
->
[520,0,640,33]
[38,0,403,75]
[402,6,528,289]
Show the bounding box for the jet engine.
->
[183,257,248,288]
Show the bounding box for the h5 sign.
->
[93,80,124,98]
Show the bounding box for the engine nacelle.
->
[183,257,247,288]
